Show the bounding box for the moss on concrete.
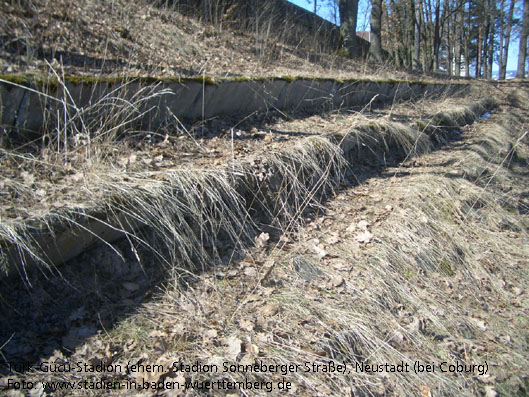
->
[0,73,55,88]
[0,72,469,91]
[415,120,427,130]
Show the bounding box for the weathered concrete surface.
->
[0,76,469,142]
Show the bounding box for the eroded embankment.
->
[0,92,494,281]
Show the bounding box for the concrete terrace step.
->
[0,74,469,142]
[0,85,494,278]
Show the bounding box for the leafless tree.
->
[518,0,529,77]
[369,0,384,61]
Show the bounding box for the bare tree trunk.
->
[482,0,490,78]
[487,0,495,79]
[498,0,505,79]
[501,0,516,79]
[433,0,441,71]
[203,0,211,22]
[311,0,318,49]
[413,0,422,70]
[455,0,463,76]
[443,0,452,76]
[476,13,483,78]
[338,0,360,57]
[389,0,408,68]
[369,0,384,62]
[465,1,471,77]
[518,0,529,78]
[408,0,415,68]
[421,0,432,72]
[383,0,393,60]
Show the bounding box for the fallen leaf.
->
[246,342,259,357]
[225,336,242,361]
[239,319,254,332]
[313,244,327,259]
[239,353,254,365]
[329,275,344,287]
[244,267,258,277]
[64,172,84,184]
[512,287,523,296]
[390,331,404,347]
[148,330,167,338]
[472,318,487,331]
[260,260,276,285]
[207,356,224,373]
[261,287,275,296]
[174,374,186,388]
[407,317,425,334]
[485,386,498,397]
[355,230,373,243]
[20,171,35,186]
[255,333,272,344]
[419,385,432,397]
[358,220,370,230]
[325,232,340,245]
[259,303,280,317]
[205,329,218,338]
[246,294,260,302]
[346,223,356,233]
[479,374,497,384]
[255,232,270,248]
[28,382,45,397]
[332,262,349,271]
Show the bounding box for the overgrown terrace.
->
[0,82,527,396]
[0,75,492,281]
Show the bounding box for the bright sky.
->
[286,0,520,73]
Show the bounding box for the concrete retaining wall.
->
[0,76,469,142]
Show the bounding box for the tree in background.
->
[518,0,529,77]
[338,0,360,56]
[302,0,523,79]
[454,0,463,76]
[499,0,517,80]
[486,0,495,79]
[369,0,384,61]
[413,0,422,71]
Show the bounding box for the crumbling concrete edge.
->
[0,76,469,141]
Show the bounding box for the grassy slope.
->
[0,0,403,80]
